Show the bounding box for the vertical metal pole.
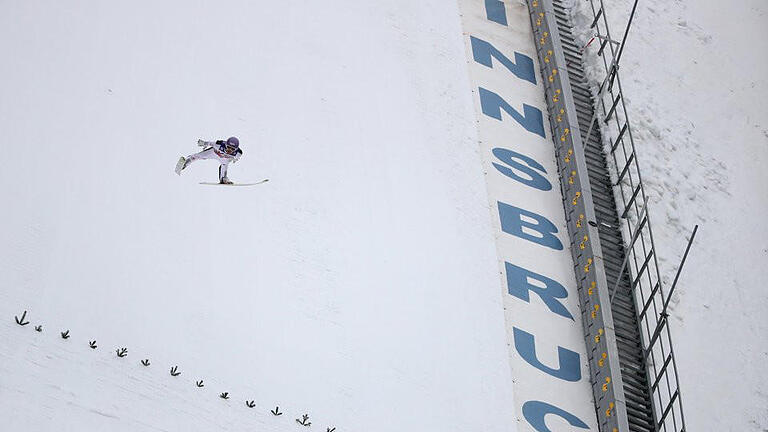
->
[615,0,640,66]
[660,225,699,316]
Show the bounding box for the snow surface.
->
[0,1,525,430]
[566,0,768,430]
[2,0,765,430]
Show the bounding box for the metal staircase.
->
[547,3,656,430]
[526,0,687,430]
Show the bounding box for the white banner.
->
[457,1,599,430]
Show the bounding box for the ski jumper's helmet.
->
[226,136,240,148]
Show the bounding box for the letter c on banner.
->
[513,327,581,382]
[492,148,552,191]
[522,400,590,432]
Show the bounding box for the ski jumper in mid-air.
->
[176,136,242,184]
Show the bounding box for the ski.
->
[199,179,269,187]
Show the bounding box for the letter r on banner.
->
[505,262,573,320]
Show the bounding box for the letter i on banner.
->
[484,0,508,25]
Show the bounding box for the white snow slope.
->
[0,1,528,431]
[4,0,762,431]
[0,0,603,430]
[567,0,768,430]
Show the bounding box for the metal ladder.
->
[548,2,656,431]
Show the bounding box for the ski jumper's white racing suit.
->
[186,140,243,182]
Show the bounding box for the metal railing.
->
[577,1,687,430]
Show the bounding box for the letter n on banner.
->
[479,87,545,137]
[470,36,536,84]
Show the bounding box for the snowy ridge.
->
[3,309,319,431]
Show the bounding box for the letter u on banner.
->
[513,327,581,382]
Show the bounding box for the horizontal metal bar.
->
[644,315,667,361]
[657,389,680,428]
[651,353,673,392]
[597,37,609,56]
[590,7,603,28]
[620,184,642,219]
[630,250,654,291]
[615,152,635,185]
[610,122,629,153]
[638,281,661,321]
[604,93,621,123]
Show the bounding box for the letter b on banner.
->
[497,202,563,250]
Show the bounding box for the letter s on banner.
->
[492,147,552,191]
